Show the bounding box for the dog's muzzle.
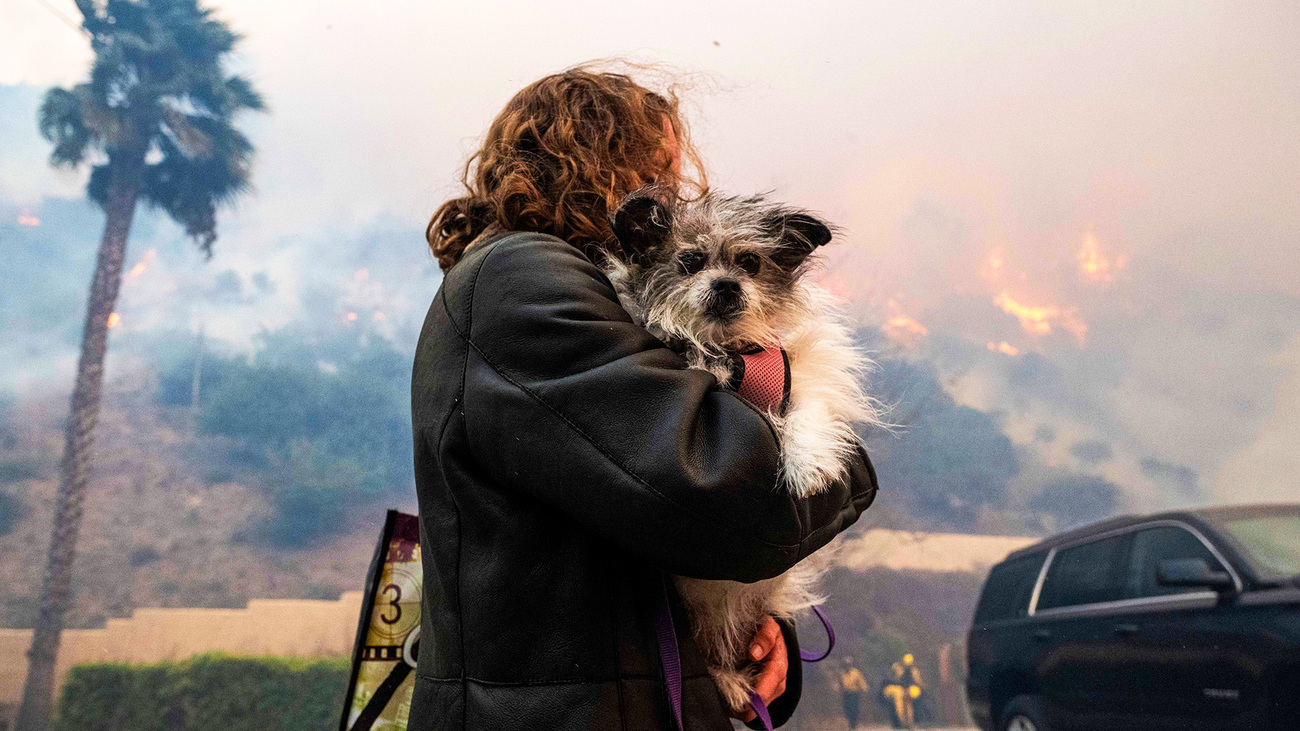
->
[704,278,746,321]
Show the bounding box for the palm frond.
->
[38,88,95,167]
[50,0,265,255]
[140,119,254,256]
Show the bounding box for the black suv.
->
[966,503,1300,731]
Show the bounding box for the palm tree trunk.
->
[15,169,140,731]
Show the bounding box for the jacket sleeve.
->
[452,232,877,582]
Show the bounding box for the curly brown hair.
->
[426,65,706,270]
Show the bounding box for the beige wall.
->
[0,592,363,708]
[0,530,1038,716]
[838,529,1037,574]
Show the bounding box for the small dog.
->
[604,191,883,712]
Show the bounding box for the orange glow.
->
[979,246,1006,282]
[994,292,1058,334]
[885,315,929,337]
[346,312,358,322]
[127,249,157,279]
[1077,232,1124,282]
[882,299,929,345]
[106,313,121,329]
[986,341,1020,356]
[17,214,40,227]
[993,292,1087,343]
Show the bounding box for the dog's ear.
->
[763,211,833,271]
[612,195,673,263]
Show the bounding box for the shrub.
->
[53,654,350,731]
[0,491,24,536]
[0,459,43,482]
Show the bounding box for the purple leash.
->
[656,587,834,731]
[653,576,685,731]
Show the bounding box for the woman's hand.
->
[730,616,788,723]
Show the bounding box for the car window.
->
[974,552,1047,623]
[1035,533,1130,611]
[1215,515,1300,583]
[1126,525,1226,598]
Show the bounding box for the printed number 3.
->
[379,583,402,625]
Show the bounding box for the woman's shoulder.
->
[457,229,582,272]
[440,229,624,334]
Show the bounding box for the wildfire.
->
[17,213,40,227]
[1077,232,1125,282]
[994,292,1087,343]
[882,299,929,345]
[987,341,1020,356]
[346,312,358,322]
[885,315,928,337]
[127,249,157,279]
[107,312,121,329]
[994,292,1057,334]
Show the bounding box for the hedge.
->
[53,654,350,731]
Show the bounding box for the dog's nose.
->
[711,278,741,296]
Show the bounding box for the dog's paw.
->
[712,667,756,715]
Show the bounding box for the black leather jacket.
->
[409,231,878,730]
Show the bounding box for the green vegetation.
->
[866,356,1020,529]
[0,459,43,483]
[0,490,24,536]
[158,330,412,548]
[52,654,349,731]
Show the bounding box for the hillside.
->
[0,370,386,630]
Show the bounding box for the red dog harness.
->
[727,345,791,415]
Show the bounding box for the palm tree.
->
[17,2,263,728]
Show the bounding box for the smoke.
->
[1214,334,1300,504]
[4,0,1298,530]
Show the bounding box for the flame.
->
[994,292,1087,343]
[107,312,121,329]
[1077,232,1124,282]
[17,214,40,227]
[994,292,1058,334]
[885,315,929,337]
[986,341,1020,356]
[346,312,358,322]
[882,299,928,345]
[127,249,157,279]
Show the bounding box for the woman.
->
[410,66,878,730]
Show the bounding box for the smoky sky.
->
[1,0,1297,511]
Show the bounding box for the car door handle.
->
[1113,623,1140,636]
[1033,629,1052,641]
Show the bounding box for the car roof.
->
[1002,502,1300,563]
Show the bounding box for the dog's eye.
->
[678,251,707,275]
[736,253,762,277]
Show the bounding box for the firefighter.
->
[881,653,923,729]
[839,657,870,729]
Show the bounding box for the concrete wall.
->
[0,592,364,709]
